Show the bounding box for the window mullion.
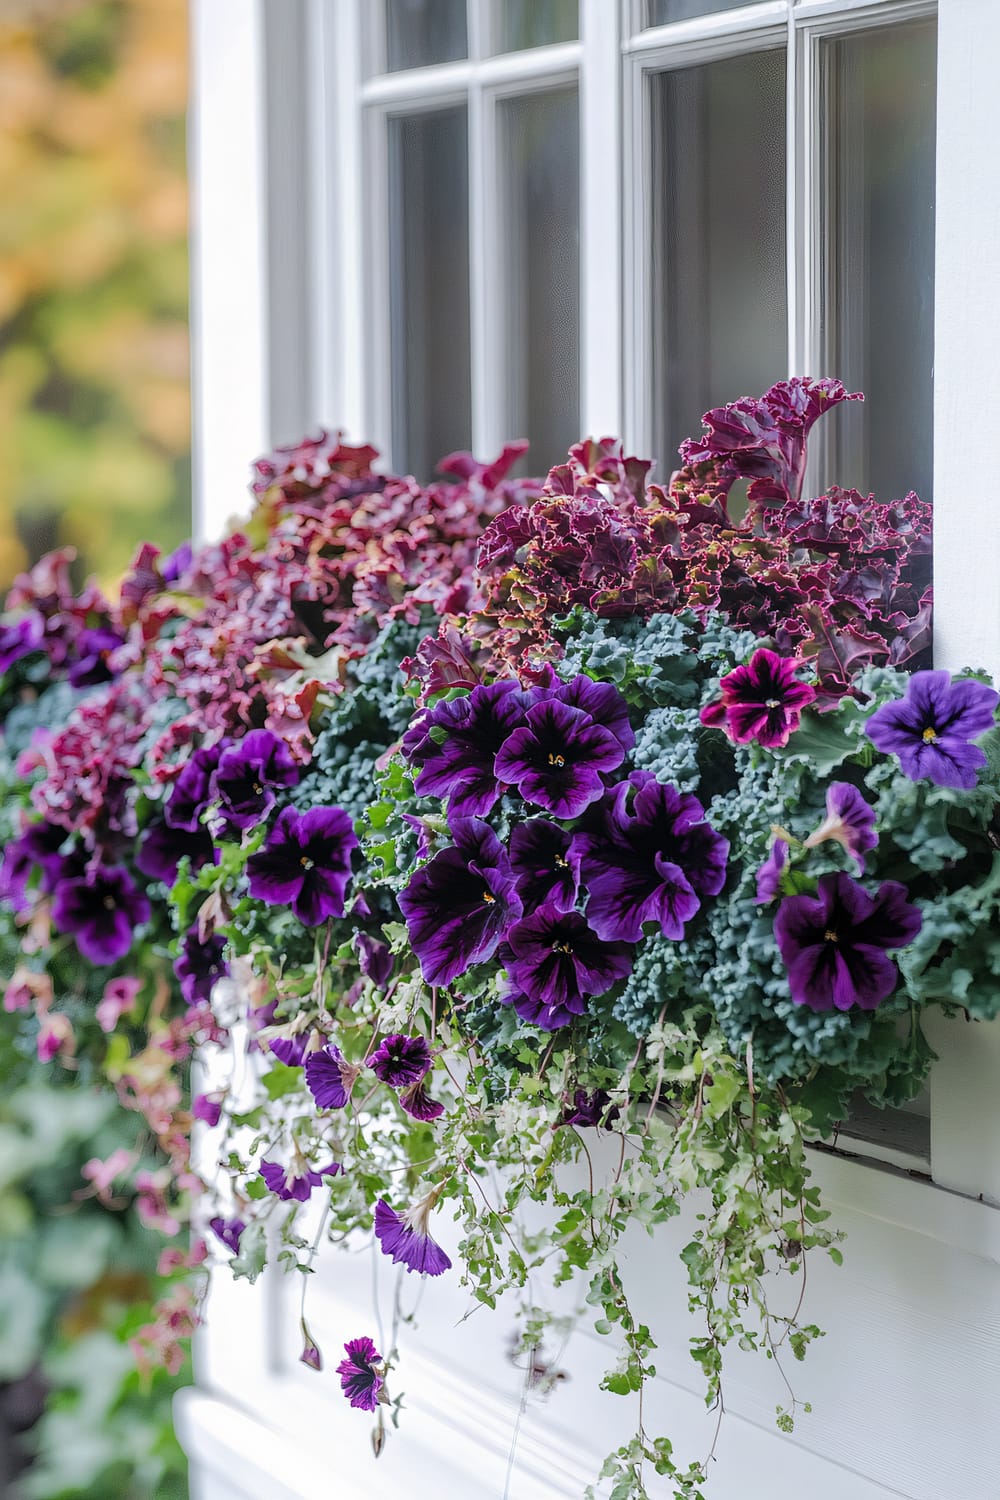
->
[468,78,502,458]
[580,0,624,437]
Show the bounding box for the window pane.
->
[495,0,578,53]
[650,50,786,472]
[385,0,467,72]
[820,21,936,503]
[499,88,580,475]
[388,107,471,479]
[647,0,751,25]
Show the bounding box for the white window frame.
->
[190,0,1000,1206]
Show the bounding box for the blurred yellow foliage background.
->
[0,0,190,591]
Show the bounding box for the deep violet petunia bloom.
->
[162,540,193,583]
[803,783,878,871]
[174,928,228,1006]
[259,1157,342,1202]
[51,865,150,965]
[0,821,67,909]
[367,1034,432,1088]
[135,816,217,886]
[557,1088,620,1129]
[269,1032,310,1067]
[209,1216,245,1255]
[700,648,816,748]
[865,670,999,790]
[246,805,358,925]
[397,817,522,987]
[374,1195,452,1277]
[504,906,632,1026]
[754,838,789,905]
[773,870,922,1012]
[402,680,533,816]
[337,1336,384,1411]
[68,627,126,688]
[304,1043,361,1109]
[165,746,224,832]
[211,729,300,830]
[509,819,582,914]
[0,613,43,674]
[192,1093,223,1127]
[354,931,394,988]
[543,675,635,753]
[494,699,625,818]
[579,771,729,944]
[398,1079,444,1121]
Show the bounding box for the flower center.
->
[554,854,569,869]
[547,752,566,768]
[482,889,495,904]
[300,855,314,869]
[553,941,574,954]
[253,782,263,795]
[922,725,938,743]
[765,698,781,709]
[103,895,116,910]
[823,929,839,943]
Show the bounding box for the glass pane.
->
[647,0,750,25]
[385,0,467,72]
[388,107,472,479]
[499,88,580,475]
[820,21,936,503]
[650,50,786,473]
[495,0,578,53]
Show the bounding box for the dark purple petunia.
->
[754,837,789,905]
[579,771,729,944]
[374,1195,452,1277]
[865,670,999,790]
[165,746,223,832]
[0,821,68,910]
[68,627,126,689]
[773,870,922,1012]
[367,1034,432,1088]
[494,700,625,818]
[803,783,878,871]
[543,675,635,753]
[51,865,151,965]
[246,805,358,925]
[403,680,533,817]
[259,1157,342,1202]
[162,541,193,583]
[354,931,394,988]
[557,1088,620,1129]
[269,1032,310,1067]
[211,729,301,830]
[504,906,632,1028]
[192,1092,223,1127]
[397,817,522,987]
[208,1216,245,1254]
[0,613,43,674]
[304,1043,360,1109]
[135,816,217,886]
[336,1336,384,1411]
[700,648,816,748]
[398,1079,444,1121]
[174,928,228,1006]
[509,819,582,915]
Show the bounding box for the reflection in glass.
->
[496,0,578,54]
[385,0,467,72]
[820,21,936,502]
[647,0,751,25]
[388,108,471,479]
[500,88,580,475]
[650,50,786,472]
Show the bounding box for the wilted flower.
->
[865,670,999,790]
[192,1092,223,1127]
[96,974,142,1032]
[336,1336,384,1411]
[773,871,922,1011]
[354,931,394,988]
[51,865,150,965]
[374,1194,452,1276]
[557,1088,619,1129]
[754,837,789,905]
[246,805,358,924]
[398,1079,444,1121]
[494,699,625,818]
[37,1011,74,1063]
[208,1216,245,1255]
[299,1320,323,1372]
[700,648,816,748]
[803,783,878,871]
[211,729,300,830]
[367,1034,431,1088]
[259,1157,342,1202]
[304,1043,361,1109]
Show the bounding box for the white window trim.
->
[190,0,1000,1209]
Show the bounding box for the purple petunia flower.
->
[192,1093,223,1127]
[543,675,636,753]
[337,1336,384,1411]
[398,1079,444,1121]
[803,783,878,871]
[162,541,193,583]
[354,931,394,988]
[0,821,67,910]
[246,805,358,925]
[557,1088,620,1129]
[509,819,582,915]
[367,1034,432,1088]
[374,1195,452,1277]
[208,1216,245,1255]
[0,613,43,674]
[754,838,789,905]
[51,865,150,965]
[174,928,229,1006]
[211,729,300,830]
[494,699,625,818]
[397,817,522,987]
[403,680,532,817]
[135,816,217,886]
[304,1043,361,1109]
[504,906,632,1028]
[269,1032,310,1067]
[259,1157,342,1202]
[579,771,729,944]
[865,670,999,790]
[165,747,224,832]
[773,871,922,1012]
[700,648,816,748]
[68,627,126,689]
